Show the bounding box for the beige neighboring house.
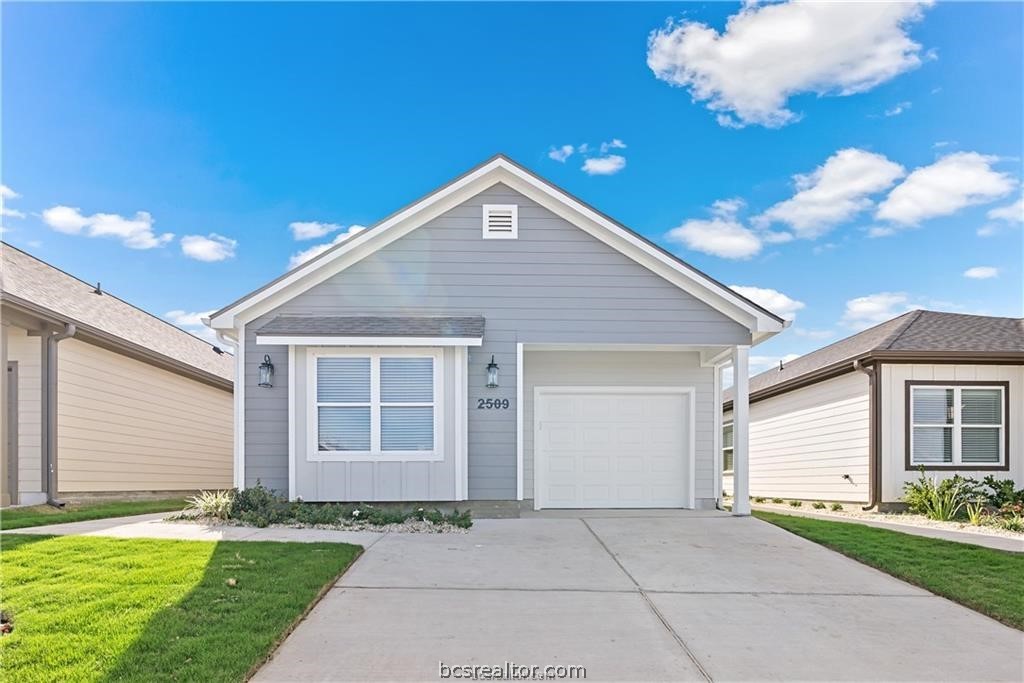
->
[1,242,234,506]
[723,310,1023,509]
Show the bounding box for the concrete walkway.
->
[753,504,1024,553]
[4,512,381,546]
[253,511,1022,682]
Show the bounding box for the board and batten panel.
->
[7,326,43,501]
[245,182,751,499]
[524,350,715,505]
[880,363,1023,503]
[56,339,233,492]
[723,372,870,502]
[292,346,460,501]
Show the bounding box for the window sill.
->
[905,463,1009,472]
[308,452,444,463]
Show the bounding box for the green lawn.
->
[755,510,1024,630]
[0,534,361,682]
[0,498,187,531]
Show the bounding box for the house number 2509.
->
[477,398,510,409]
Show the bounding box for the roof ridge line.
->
[878,309,925,351]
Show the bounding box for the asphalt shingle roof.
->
[726,310,1024,402]
[1,242,233,382]
[257,315,486,338]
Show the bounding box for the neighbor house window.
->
[909,384,1006,467]
[313,350,440,457]
[722,422,734,473]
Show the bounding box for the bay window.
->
[908,383,1006,468]
[311,349,442,459]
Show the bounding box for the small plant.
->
[788,500,803,508]
[186,490,234,520]
[830,502,844,512]
[965,501,986,526]
[229,481,292,528]
[811,501,826,510]
[981,476,1024,509]
[771,497,784,504]
[902,469,981,521]
[753,496,766,504]
[996,514,1024,533]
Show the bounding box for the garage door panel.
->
[536,389,691,509]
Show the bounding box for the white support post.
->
[731,345,751,516]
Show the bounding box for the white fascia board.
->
[210,157,785,336]
[254,335,483,347]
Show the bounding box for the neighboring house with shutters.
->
[205,154,787,513]
[1,243,234,506]
[722,311,1023,509]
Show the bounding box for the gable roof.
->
[724,310,1024,405]
[207,154,787,339]
[2,242,233,387]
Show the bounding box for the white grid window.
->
[910,385,1005,467]
[311,349,441,459]
[722,422,734,474]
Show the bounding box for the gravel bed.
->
[753,502,1023,540]
[165,511,469,534]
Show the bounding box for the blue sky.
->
[3,2,1021,373]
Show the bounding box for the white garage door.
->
[535,388,692,509]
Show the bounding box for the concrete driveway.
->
[255,511,1023,682]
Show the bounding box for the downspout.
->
[44,322,76,507]
[853,358,880,511]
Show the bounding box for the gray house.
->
[206,155,785,513]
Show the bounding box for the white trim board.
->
[209,156,785,337]
[256,335,482,347]
[532,385,697,510]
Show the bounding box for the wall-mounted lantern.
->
[485,355,499,389]
[258,354,275,388]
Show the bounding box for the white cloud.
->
[876,152,1016,226]
[666,217,761,260]
[750,353,802,374]
[665,198,761,259]
[933,140,955,149]
[599,139,627,154]
[867,226,896,238]
[793,327,835,341]
[730,285,805,320]
[963,266,999,280]
[1,184,24,219]
[164,309,224,348]
[987,196,1023,223]
[180,233,237,262]
[647,2,932,128]
[884,101,911,117]
[0,185,20,200]
[289,225,366,269]
[581,155,626,176]
[841,292,917,330]
[548,145,575,163]
[1,207,25,219]
[289,221,343,240]
[41,205,173,249]
[756,148,905,238]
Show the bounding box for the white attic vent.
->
[482,204,518,239]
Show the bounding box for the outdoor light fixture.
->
[258,354,275,388]
[485,355,499,388]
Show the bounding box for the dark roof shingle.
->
[256,315,486,338]
[2,243,233,382]
[726,310,1024,402]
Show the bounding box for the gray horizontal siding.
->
[245,182,750,500]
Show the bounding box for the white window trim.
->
[722,420,734,475]
[307,347,444,462]
[909,384,1006,467]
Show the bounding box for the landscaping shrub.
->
[965,501,986,526]
[830,502,844,512]
[229,482,292,528]
[788,500,803,507]
[753,496,766,503]
[293,503,345,526]
[981,476,1024,509]
[185,490,233,520]
[771,497,784,504]
[996,514,1024,533]
[811,501,826,510]
[902,469,982,521]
